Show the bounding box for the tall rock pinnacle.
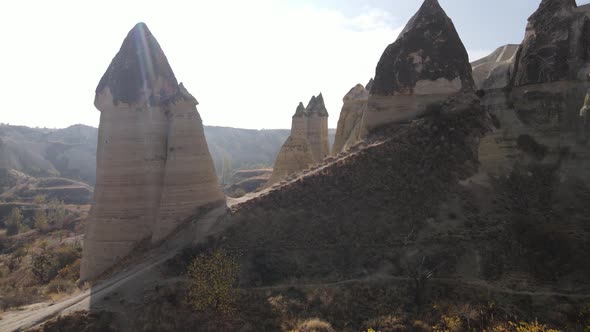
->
[81,23,224,281]
[95,22,179,106]
[306,93,330,161]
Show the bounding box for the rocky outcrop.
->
[362,0,475,135]
[81,23,224,281]
[475,1,590,179]
[332,80,371,155]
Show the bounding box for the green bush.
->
[186,249,239,316]
[31,243,82,284]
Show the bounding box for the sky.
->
[1,0,589,130]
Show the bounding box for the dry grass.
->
[293,318,335,332]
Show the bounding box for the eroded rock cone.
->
[81,23,224,281]
[362,0,475,135]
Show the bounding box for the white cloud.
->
[0,1,402,130]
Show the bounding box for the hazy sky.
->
[1,0,589,130]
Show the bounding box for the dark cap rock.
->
[96,22,179,106]
[293,102,307,117]
[513,0,587,86]
[371,0,474,96]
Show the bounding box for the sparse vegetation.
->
[31,241,82,284]
[5,207,23,236]
[186,249,239,317]
[33,209,49,233]
[293,318,335,332]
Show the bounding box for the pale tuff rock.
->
[306,94,330,161]
[471,44,519,90]
[81,23,224,281]
[474,0,590,180]
[266,104,316,186]
[361,0,475,135]
[332,82,370,155]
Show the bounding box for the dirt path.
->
[0,205,230,332]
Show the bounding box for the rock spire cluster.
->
[267,95,329,186]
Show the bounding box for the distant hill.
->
[0,124,336,185]
[0,124,97,184]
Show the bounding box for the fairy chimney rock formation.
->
[81,23,224,281]
[362,0,475,134]
[266,103,315,186]
[332,81,371,155]
[267,94,330,186]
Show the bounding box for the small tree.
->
[33,209,49,233]
[47,199,66,229]
[33,194,46,205]
[187,249,239,316]
[5,207,23,236]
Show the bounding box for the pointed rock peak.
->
[96,22,179,106]
[398,0,448,38]
[178,83,198,105]
[306,95,317,110]
[308,93,329,117]
[366,78,374,91]
[371,0,474,95]
[297,102,305,112]
[293,102,307,117]
[316,93,325,104]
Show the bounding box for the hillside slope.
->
[0,124,335,184]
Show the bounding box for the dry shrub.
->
[46,278,76,294]
[364,315,407,331]
[294,318,335,332]
[186,249,239,317]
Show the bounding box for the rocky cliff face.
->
[81,23,224,281]
[332,80,371,155]
[361,0,474,135]
[475,1,590,179]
